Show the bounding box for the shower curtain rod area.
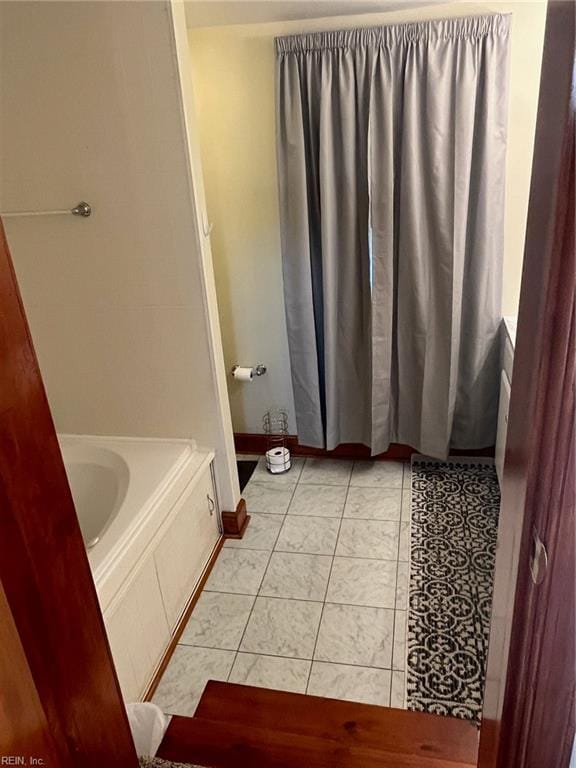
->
[0,201,92,218]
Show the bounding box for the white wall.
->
[188,1,547,435]
[0,0,239,509]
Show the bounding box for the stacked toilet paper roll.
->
[265,446,291,474]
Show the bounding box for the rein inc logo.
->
[1,759,45,766]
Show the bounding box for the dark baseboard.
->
[222,498,250,539]
[234,433,495,460]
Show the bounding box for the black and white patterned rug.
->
[407,457,500,725]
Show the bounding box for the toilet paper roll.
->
[266,447,290,465]
[268,460,291,474]
[266,447,291,474]
[232,366,253,382]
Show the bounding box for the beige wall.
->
[0,0,236,508]
[188,1,546,434]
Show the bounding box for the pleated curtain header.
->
[275,13,510,54]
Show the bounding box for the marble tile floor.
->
[152,456,411,717]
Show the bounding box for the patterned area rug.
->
[407,457,500,725]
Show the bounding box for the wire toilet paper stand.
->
[263,408,291,474]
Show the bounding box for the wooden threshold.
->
[158,681,479,768]
[143,536,224,701]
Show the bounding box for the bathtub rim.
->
[101,449,216,621]
[98,443,214,613]
[58,434,216,612]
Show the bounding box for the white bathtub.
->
[59,434,215,612]
[58,434,221,699]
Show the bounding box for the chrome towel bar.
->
[0,201,92,218]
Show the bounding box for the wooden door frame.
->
[478,2,576,765]
[0,222,137,766]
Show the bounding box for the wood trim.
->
[222,497,251,538]
[144,535,225,701]
[160,717,476,768]
[158,681,478,767]
[478,4,576,765]
[234,432,495,460]
[195,681,479,763]
[0,221,138,766]
[170,2,240,517]
[0,580,62,764]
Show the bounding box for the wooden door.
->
[0,221,138,766]
[0,580,62,765]
[479,3,576,766]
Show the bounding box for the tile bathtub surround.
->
[154,456,412,714]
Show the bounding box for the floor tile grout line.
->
[236,512,403,522]
[232,543,403,562]
[250,480,403,491]
[388,466,404,704]
[180,464,445,713]
[226,505,286,682]
[247,458,339,693]
[164,457,410,706]
[233,460,406,697]
[400,460,412,705]
[273,550,406,562]
[175,644,399,673]
[304,469,353,695]
[202,590,401,611]
[263,552,402,565]
[301,457,339,695]
[388,462,407,704]
[228,472,302,682]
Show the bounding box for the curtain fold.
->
[276,14,511,457]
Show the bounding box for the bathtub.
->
[59,434,216,613]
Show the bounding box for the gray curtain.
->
[276,14,511,457]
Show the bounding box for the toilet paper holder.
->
[231,364,267,377]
